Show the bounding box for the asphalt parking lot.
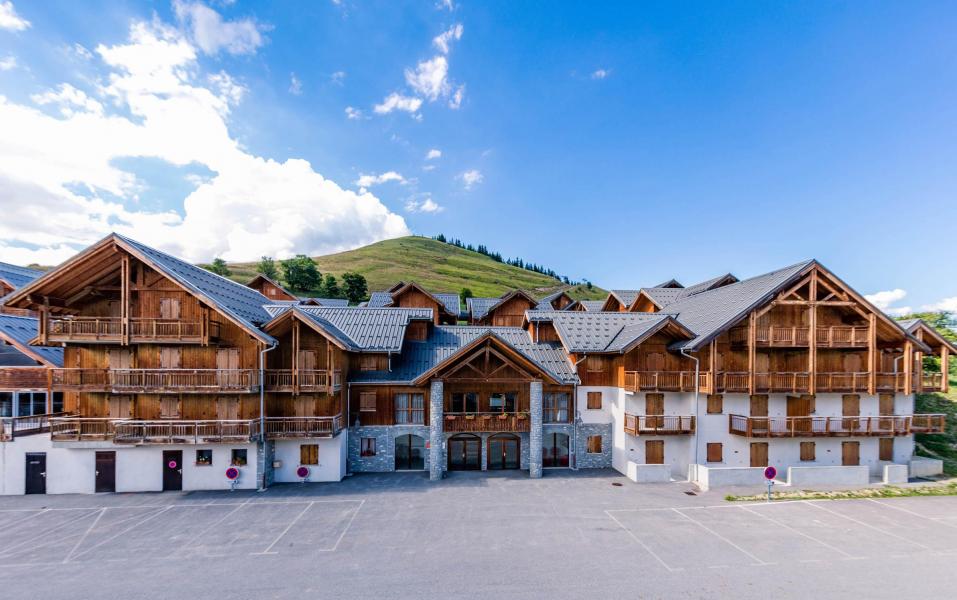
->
[1,470,956,599]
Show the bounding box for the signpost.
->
[226,467,240,491]
[296,466,310,483]
[764,466,777,502]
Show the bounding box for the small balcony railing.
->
[714,372,751,393]
[754,372,811,393]
[50,417,117,441]
[919,373,943,391]
[47,317,215,343]
[622,371,710,393]
[911,414,947,433]
[1,412,70,441]
[256,415,343,439]
[816,372,869,392]
[815,326,869,348]
[264,369,342,393]
[48,317,121,341]
[113,420,255,444]
[444,412,530,433]
[728,414,946,437]
[730,326,869,348]
[51,369,259,393]
[623,414,695,436]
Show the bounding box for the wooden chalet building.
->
[0,261,43,316]
[0,236,949,494]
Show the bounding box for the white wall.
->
[1,433,95,495]
[576,386,616,424]
[272,434,347,483]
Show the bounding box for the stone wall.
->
[348,425,430,473]
[576,422,613,469]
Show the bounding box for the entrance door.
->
[488,434,520,470]
[95,451,116,493]
[842,441,860,466]
[645,394,664,429]
[542,432,570,468]
[25,453,46,495]
[787,396,812,433]
[842,394,860,433]
[162,450,183,491]
[750,442,769,468]
[645,440,664,465]
[395,434,425,470]
[447,435,481,471]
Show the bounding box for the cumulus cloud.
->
[432,23,462,54]
[449,84,464,109]
[289,72,302,95]
[591,68,610,80]
[0,17,408,264]
[459,169,482,190]
[373,92,422,115]
[173,0,266,55]
[0,55,15,71]
[425,148,441,160]
[344,106,364,120]
[436,0,454,11]
[0,1,29,31]
[405,195,442,213]
[355,171,406,188]
[922,297,957,312]
[865,289,912,316]
[405,56,449,101]
[330,70,345,85]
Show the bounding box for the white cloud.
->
[436,0,454,11]
[449,84,464,109]
[405,195,443,213]
[591,68,610,80]
[0,1,30,31]
[432,23,463,54]
[173,0,266,55]
[405,55,450,101]
[355,171,406,188]
[922,297,957,312]
[330,70,345,85]
[373,92,422,115]
[344,106,363,120]
[72,44,94,60]
[31,83,104,116]
[865,288,912,316]
[0,17,409,264]
[425,148,441,160]
[0,55,15,71]
[459,169,482,190]
[289,72,302,95]
[422,164,436,172]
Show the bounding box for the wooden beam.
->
[709,339,717,395]
[748,311,756,395]
[915,349,923,393]
[903,339,913,395]
[121,253,130,346]
[292,318,299,395]
[868,313,876,395]
[808,270,817,395]
[942,347,950,393]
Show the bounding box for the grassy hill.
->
[228,236,607,300]
[915,371,957,476]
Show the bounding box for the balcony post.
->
[429,379,444,482]
[942,347,950,393]
[529,380,543,478]
[868,313,877,395]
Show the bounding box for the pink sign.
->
[296,466,309,478]
[168,460,178,469]
[764,466,777,480]
[225,467,240,480]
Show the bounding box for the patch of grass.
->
[227,236,608,300]
[915,373,957,475]
[725,480,957,502]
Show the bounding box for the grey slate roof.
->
[311,297,350,307]
[680,273,738,297]
[608,290,642,308]
[366,291,393,308]
[654,279,683,288]
[466,297,499,320]
[526,310,682,353]
[0,314,63,367]
[641,287,685,307]
[0,262,43,290]
[349,326,578,385]
[366,288,459,316]
[116,235,275,340]
[299,306,433,352]
[533,290,572,311]
[574,300,606,312]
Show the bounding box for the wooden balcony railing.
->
[264,369,342,392]
[52,369,259,393]
[713,372,751,393]
[50,417,118,441]
[114,420,255,444]
[257,415,343,439]
[623,371,710,393]
[920,373,943,391]
[815,326,869,347]
[728,414,946,437]
[754,372,811,393]
[47,317,215,343]
[816,372,870,392]
[910,414,947,433]
[876,373,905,392]
[1,412,70,441]
[444,412,530,433]
[730,325,869,348]
[623,413,695,436]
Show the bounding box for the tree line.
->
[202,256,369,304]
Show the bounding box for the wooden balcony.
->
[754,372,811,393]
[623,371,709,393]
[728,414,946,437]
[258,415,343,439]
[816,326,869,348]
[876,373,905,392]
[113,419,255,444]
[444,412,530,433]
[1,413,69,441]
[714,372,751,393]
[263,369,342,393]
[47,317,216,344]
[50,417,117,441]
[919,373,943,391]
[729,325,869,348]
[816,372,869,392]
[52,369,259,393]
[623,413,695,436]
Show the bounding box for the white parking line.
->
[604,509,681,573]
[63,508,107,563]
[0,510,99,558]
[169,497,255,557]
[255,501,315,555]
[321,499,366,553]
[866,499,957,530]
[740,504,858,559]
[0,508,48,533]
[806,501,934,551]
[671,508,768,566]
[68,506,173,561]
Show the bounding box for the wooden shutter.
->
[879,394,894,416]
[586,356,605,372]
[843,353,862,372]
[160,347,181,369]
[706,443,722,463]
[298,350,317,371]
[108,349,132,369]
[842,441,860,466]
[645,393,664,427]
[586,391,602,410]
[300,444,318,465]
[160,298,181,320]
[217,396,240,420]
[879,438,894,462]
[800,441,815,461]
[749,395,768,417]
[108,395,132,418]
[750,442,768,467]
[359,391,377,412]
[217,348,240,370]
[645,440,664,465]
[160,396,181,419]
[360,355,376,371]
[706,394,723,414]
[587,435,603,454]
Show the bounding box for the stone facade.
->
[348,425,430,473]
[256,439,276,488]
[576,422,613,469]
[429,379,444,481]
[529,380,543,478]
[442,431,531,471]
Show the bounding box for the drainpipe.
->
[680,348,700,478]
[258,340,278,492]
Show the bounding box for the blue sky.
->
[0,1,955,315]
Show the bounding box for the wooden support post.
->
[867,313,876,395]
[942,347,950,393]
[709,339,718,394]
[40,300,49,345]
[292,318,299,395]
[915,350,923,393]
[121,254,130,346]
[748,311,756,395]
[808,270,817,395]
[903,340,913,395]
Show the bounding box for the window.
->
[706,443,723,463]
[195,449,212,466]
[707,394,723,415]
[17,392,46,417]
[586,435,603,454]
[231,449,247,466]
[879,438,894,462]
[586,356,605,372]
[360,438,377,457]
[359,355,377,371]
[488,392,517,412]
[394,393,425,424]
[451,392,478,413]
[800,442,815,462]
[0,392,12,417]
[300,444,319,465]
[543,392,569,422]
[586,391,602,410]
[359,392,377,412]
[52,392,64,414]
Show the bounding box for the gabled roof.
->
[300,306,432,352]
[898,319,957,355]
[4,234,275,345]
[309,297,350,307]
[654,279,683,289]
[526,310,694,354]
[366,291,393,307]
[349,326,578,385]
[680,273,738,296]
[607,290,642,309]
[534,289,573,310]
[367,282,460,316]
[246,273,298,301]
[262,306,361,352]
[0,262,43,290]
[0,314,63,367]
[468,290,537,320]
[575,300,606,312]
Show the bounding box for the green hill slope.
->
[228,236,606,300]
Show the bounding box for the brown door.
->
[645,393,664,429]
[879,394,894,416]
[750,442,769,467]
[842,394,860,432]
[842,441,860,466]
[750,395,768,416]
[645,440,664,465]
[108,395,132,419]
[217,348,240,389]
[217,396,240,420]
[298,350,318,387]
[787,395,812,433]
[95,451,116,493]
